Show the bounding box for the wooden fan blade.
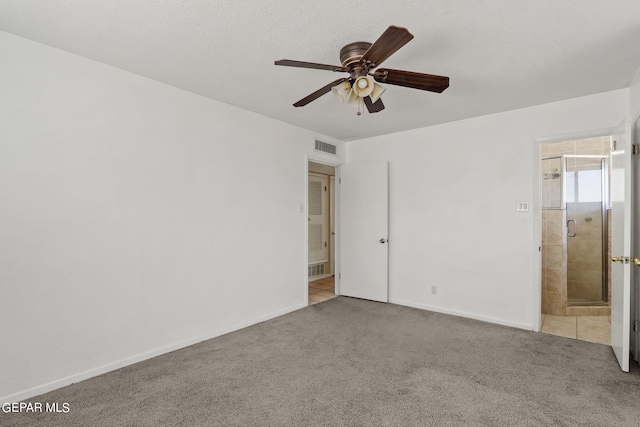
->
[293,78,349,107]
[363,96,385,113]
[361,25,414,68]
[275,59,347,73]
[373,68,449,93]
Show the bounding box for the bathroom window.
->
[566,169,601,203]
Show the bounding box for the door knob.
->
[632,257,640,267]
[379,238,387,244]
[611,256,625,263]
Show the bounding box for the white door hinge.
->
[634,320,639,333]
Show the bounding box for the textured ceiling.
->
[2,1,640,141]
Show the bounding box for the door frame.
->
[533,127,617,332]
[305,155,342,304]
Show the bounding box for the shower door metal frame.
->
[542,154,609,304]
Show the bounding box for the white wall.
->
[347,89,629,329]
[0,31,344,402]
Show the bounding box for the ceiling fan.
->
[275,25,449,115]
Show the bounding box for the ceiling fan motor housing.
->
[339,42,372,77]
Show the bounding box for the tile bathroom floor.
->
[308,277,336,306]
[541,314,611,345]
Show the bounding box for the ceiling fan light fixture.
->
[352,76,374,98]
[331,80,352,102]
[346,89,359,105]
[369,82,386,103]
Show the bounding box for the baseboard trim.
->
[1,302,307,404]
[389,298,533,331]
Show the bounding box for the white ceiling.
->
[2,1,640,141]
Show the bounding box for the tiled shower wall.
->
[542,157,562,208]
[542,209,567,315]
[542,136,611,157]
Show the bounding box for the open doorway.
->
[539,136,612,344]
[308,161,338,306]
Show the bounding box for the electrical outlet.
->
[431,285,438,295]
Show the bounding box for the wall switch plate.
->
[516,201,529,212]
[431,285,438,295]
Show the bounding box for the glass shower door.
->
[565,157,606,304]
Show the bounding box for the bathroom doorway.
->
[540,137,612,344]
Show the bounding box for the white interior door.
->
[330,176,335,275]
[610,122,634,372]
[339,161,389,302]
[308,173,328,265]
